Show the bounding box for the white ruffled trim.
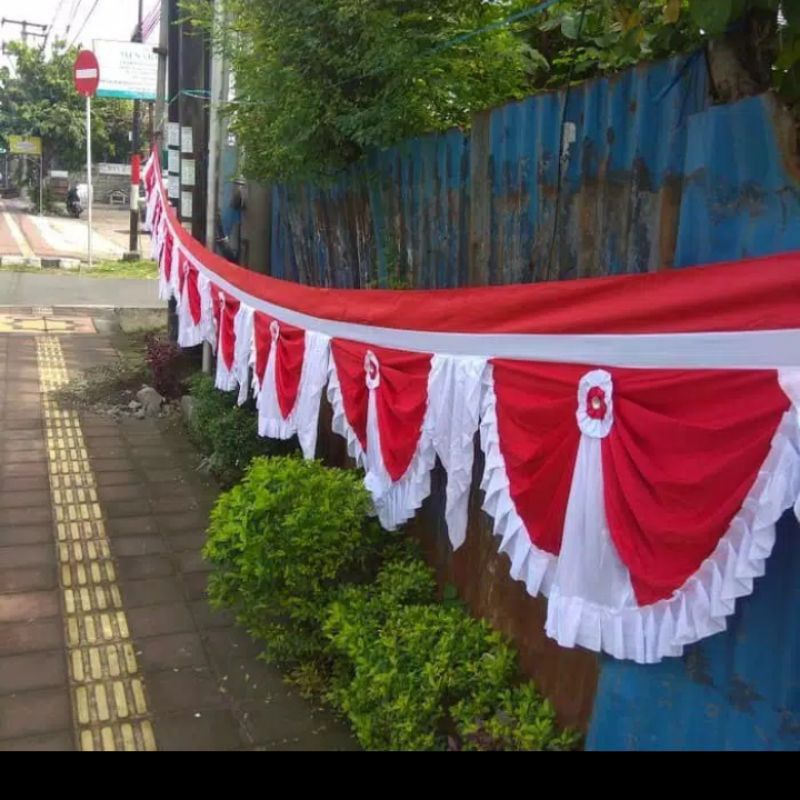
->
[479,364,558,596]
[326,352,437,530]
[481,364,800,663]
[214,291,240,393]
[426,355,486,549]
[257,329,330,459]
[176,256,204,349]
[232,305,254,404]
[326,357,367,468]
[198,274,217,352]
[364,385,437,531]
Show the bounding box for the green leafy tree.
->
[185,0,537,182]
[0,40,134,175]
[185,1,799,183]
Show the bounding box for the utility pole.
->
[177,3,210,366]
[205,1,225,252]
[126,0,144,260]
[166,0,180,342]
[154,0,170,142]
[1,18,47,46]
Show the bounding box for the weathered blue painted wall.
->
[267,53,709,288]
[587,92,800,751]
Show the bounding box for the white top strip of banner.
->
[175,224,800,370]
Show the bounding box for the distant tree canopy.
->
[186,1,799,183]
[0,40,134,173]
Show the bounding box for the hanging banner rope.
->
[143,150,800,664]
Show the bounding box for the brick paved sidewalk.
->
[0,313,356,751]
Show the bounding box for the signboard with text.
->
[8,135,42,156]
[93,39,157,100]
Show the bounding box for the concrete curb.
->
[0,255,42,268]
[41,257,82,270]
[0,255,86,269]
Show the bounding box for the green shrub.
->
[452,683,582,752]
[324,553,581,751]
[186,372,287,486]
[327,597,517,750]
[203,455,385,669]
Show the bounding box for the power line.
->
[70,0,101,48]
[64,0,85,39]
[42,0,68,50]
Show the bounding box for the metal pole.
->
[128,0,144,258]
[205,0,224,251]
[154,0,169,142]
[166,0,180,343]
[86,94,92,272]
[38,154,42,215]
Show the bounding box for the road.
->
[0,199,150,262]
[0,272,162,308]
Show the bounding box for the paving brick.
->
[0,590,60,622]
[181,572,209,601]
[142,469,185,484]
[105,499,155,518]
[136,631,209,672]
[165,530,208,552]
[105,516,159,537]
[151,495,200,514]
[152,709,241,751]
[116,555,175,581]
[0,650,67,693]
[0,566,58,594]
[0,450,46,466]
[88,458,133,473]
[0,688,72,741]
[0,524,53,546]
[0,430,47,442]
[118,578,184,608]
[0,544,55,568]
[201,628,264,677]
[127,602,195,638]
[0,476,50,492]
[96,484,148,502]
[0,730,74,751]
[0,507,52,526]
[174,550,211,575]
[94,470,139,487]
[145,669,226,714]
[0,462,48,477]
[111,535,168,557]
[0,490,51,509]
[2,439,45,452]
[0,618,63,656]
[158,511,209,533]
[190,600,234,631]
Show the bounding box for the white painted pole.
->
[85,94,92,273]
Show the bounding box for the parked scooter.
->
[66,185,83,218]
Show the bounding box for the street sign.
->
[74,50,100,272]
[8,135,42,156]
[92,39,157,101]
[74,50,100,98]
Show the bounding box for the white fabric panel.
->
[426,355,485,549]
[257,328,330,460]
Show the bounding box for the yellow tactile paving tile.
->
[36,336,157,752]
[0,314,95,334]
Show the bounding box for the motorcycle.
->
[66,195,83,218]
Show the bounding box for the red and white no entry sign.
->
[74,50,100,97]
